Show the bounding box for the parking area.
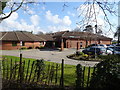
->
[1,48,100,67]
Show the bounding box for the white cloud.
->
[30,15,40,26]
[47,25,71,32]
[45,10,61,24]
[28,9,35,14]
[0,12,43,34]
[4,12,19,21]
[45,10,72,26]
[67,11,75,17]
[63,16,72,26]
[42,6,46,10]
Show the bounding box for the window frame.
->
[12,42,17,46]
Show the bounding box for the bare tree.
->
[83,25,94,33]
[37,31,44,35]
[76,0,117,32]
[114,26,120,45]
[0,0,24,21]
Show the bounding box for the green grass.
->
[2,55,94,87]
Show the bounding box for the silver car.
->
[107,46,120,55]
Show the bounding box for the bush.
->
[39,46,45,49]
[83,54,88,58]
[35,47,40,49]
[90,55,120,88]
[27,47,33,49]
[67,54,76,58]
[20,47,27,50]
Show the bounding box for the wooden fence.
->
[1,54,96,89]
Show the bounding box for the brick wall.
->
[1,41,43,50]
[1,42,20,50]
[66,39,86,48]
[65,39,111,49]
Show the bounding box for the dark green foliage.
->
[90,55,120,88]
[2,2,6,10]
[76,64,83,88]
[35,59,45,82]
[20,47,27,50]
[76,51,84,56]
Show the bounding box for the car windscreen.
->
[107,47,113,51]
[114,47,120,51]
[90,48,100,51]
[100,48,106,51]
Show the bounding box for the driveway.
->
[1,48,100,67]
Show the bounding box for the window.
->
[40,42,44,45]
[12,42,17,46]
[22,42,25,46]
[86,47,90,50]
[80,42,82,48]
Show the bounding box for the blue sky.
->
[0,1,118,39]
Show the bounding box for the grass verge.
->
[2,55,94,87]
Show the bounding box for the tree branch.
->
[0,0,24,21]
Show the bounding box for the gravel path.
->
[1,49,100,67]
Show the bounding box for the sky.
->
[0,0,119,39]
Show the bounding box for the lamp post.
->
[19,41,23,83]
[61,38,64,51]
[95,25,97,59]
[20,41,22,54]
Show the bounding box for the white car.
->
[106,49,113,54]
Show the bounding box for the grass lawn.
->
[2,55,94,87]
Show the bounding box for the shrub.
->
[20,47,27,50]
[82,54,88,58]
[75,51,84,56]
[79,52,84,55]
[35,47,40,49]
[39,46,45,49]
[27,47,33,49]
[67,54,75,58]
[90,55,120,88]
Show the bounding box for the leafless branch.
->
[0,0,24,21]
[76,0,117,34]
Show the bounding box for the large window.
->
[12,42,17,46]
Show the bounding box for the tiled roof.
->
[0,31,45,41]
[53,31,112,40]
[36,34,54,41]
[0,31,112,42]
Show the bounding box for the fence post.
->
[55,64,58,85]
[76,64,82,89]
[60,59,64,88]
[19,53,22,83]
[86,66,91,87]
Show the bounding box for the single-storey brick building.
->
[0,31,45,50]
[36,34,54,48]
[47,31,112,50]
[0,31,112,50]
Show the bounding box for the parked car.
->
[106,44,114,47]
[82,46,107,55]
[88,44,107,48]
[98,44,107,48]
[107,46,120,55]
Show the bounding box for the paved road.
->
[1,48,100,67]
